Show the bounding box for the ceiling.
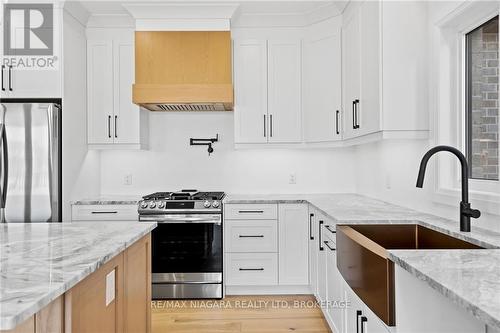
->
[78,1,339,17]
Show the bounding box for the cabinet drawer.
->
[226,253,278,286]
[225,220,277,252]
[225,204,277,220]
[71,204,138,221]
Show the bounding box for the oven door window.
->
[151,223,222,273]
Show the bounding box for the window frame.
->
[464,15,499,182]
[432,1,500,217]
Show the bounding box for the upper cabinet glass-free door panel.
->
[267,39,302,143]
[233,39,268,144]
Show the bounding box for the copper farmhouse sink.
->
[336,224,483,326]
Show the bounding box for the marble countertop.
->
[224,193,500,329]
[70,195,141,205]
[0,222,156,330]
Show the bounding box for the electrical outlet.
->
[289,173,297,185]
[124,174,133,185]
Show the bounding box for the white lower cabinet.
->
[308,209,319,297]
[395,265,485,333]
[226,253,278,286]
[224,203,309,291]
[278,204,309,285]
[71,204,138,221]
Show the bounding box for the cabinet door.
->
[304,32,342,142]
[326,235,343,333]
[233,39,268,143]
[87,40,114,144]
[267,39,302,143]
[66,253,124,333]
[342,5,362,140]
[278,204,309,285]
[2,6,62,98]
[308,210,319,296]
[358,0,381,136]
[0,2,7,99]
[124,235,151,333]
[343,282,365,333]
[317,216,327,303]
[113,41,141,145]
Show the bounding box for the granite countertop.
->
[224,193,500,329]
[70,195,141,205]
[0,222,157,330]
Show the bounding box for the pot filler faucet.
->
[416,145,480,232]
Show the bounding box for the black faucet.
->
[416,145,480,232]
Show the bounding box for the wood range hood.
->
[132,31,233,111]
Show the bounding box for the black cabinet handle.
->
[352,101,356,129]
[263,114,266,137]
[114,115,118,138]
[239,235,264,238]
[238,210,264,214]
[1,65,5,91]
[108,115,111,138]
[270,114,273,137]
[354,99,360,129]
[324,240,336,251]
[336,110,340,135]
[8,66,13,91]
[309,213,314,240]
[360,316,367,333]
[319,220,324,251]
[356,310,362,333]
[325,225,336,234]
[239,268,264,271]
[91,211,118,214]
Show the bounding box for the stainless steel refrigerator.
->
[0,100,61,223]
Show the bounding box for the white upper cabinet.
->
[342,0,380,139]
[233,39,268,144]
[87,40,114,144]
[233,38,302,144]
[304,18,342,142]
[1,4,62,99]
[267,40,302,143]
[87,29,148,149]
[342,0,428,141]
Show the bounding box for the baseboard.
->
[225,285,312,295]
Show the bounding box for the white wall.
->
[62,7,100,220]
[353,1,500,233]
[99,112,356,195]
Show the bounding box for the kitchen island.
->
[0,222,156,332]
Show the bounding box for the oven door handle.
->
[140,214,222,224]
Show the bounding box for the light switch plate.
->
[105,269,115,306]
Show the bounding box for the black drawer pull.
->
[356,310,362,333]
[238,210,264,213]
[325,225,336,234]
[91,211,118,214]
[361,316,367,333]
[239,268,264,271]
[324,240,336,251]
[239,235,264,238]
[1,65,5,91]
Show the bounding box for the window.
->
[465,15,499,181]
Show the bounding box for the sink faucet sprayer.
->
[416,145,480,232]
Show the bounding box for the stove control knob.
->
[140,201,148,209]
[158,201,165,209]
[212,201,220,208]
[203,200,211,208]
[149,201,157,209]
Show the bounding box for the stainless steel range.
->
[138,190,224,299]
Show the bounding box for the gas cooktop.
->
[138,190,225,214]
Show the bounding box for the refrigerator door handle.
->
[0,104,8,223]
